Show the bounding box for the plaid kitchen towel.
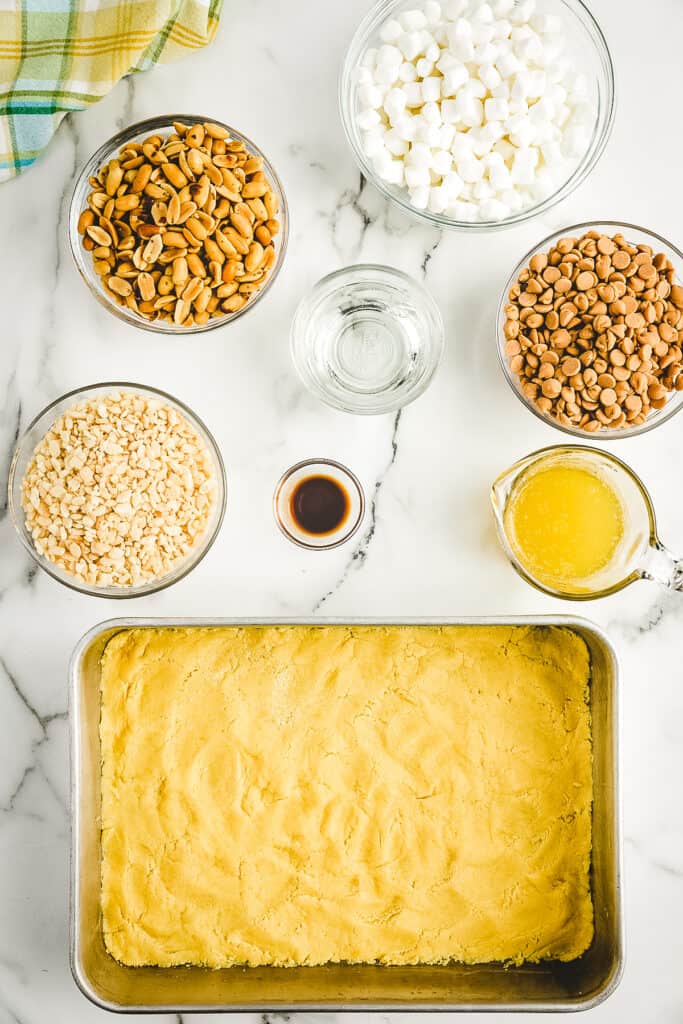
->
[0,0,223,182]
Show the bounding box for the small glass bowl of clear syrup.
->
[290,264,444,415]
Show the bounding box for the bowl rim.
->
[68,114,289,335]
[290,262,445,415]
[496,219,683,440]
[338,0,616,232]
[8,381,227,597]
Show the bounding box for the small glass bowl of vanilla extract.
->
[273,459,365,550]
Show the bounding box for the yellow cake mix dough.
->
[99,624,594,968]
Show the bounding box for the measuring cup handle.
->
[640,543,683,592]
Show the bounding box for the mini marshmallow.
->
[532,12,562,34]
[441,99,461,124]
[527,70,547,98]
[407,141,432,165]
[441,63,469,95]
[377,44,403,66]
[529,97,555,123]
[398,61,419,82]
[425,41,441,60]
[362,131,385,158]
[422,100,442,125]
[444,0,468,19]
[479,62,502,90]
[404,82,423,107]
[472,22,496,45]
[380,18,402,43]
[428,184,451,212]
[501,187,523,211]
[479,197,511,220]
[436,50,459,72]
[423,1,442,25]
[492,17,512,38]
[546,57,570,83]
[496,50,521,77]
[385,128,410,156]
[409,184,430,208]
[493,138,516,162]
[355,66,374,86]
[431,148,454,175]
[361,47,378,69]
[541,140,564,167]
[397,31,423,61]
[473,42,499,64]
[511,71,532,100]
[451,132,476,159]
[473,178,495,199]
[372,150,394,179]
[462,77,487,99]
[384,86,408,119]
[452,34,475,60]
[456,153,485,182]
[414,119,442,145]
[511,146,539,184]
[450,200,478,221]
[469,127,494,157]
[510,0,535,25]
[421,76,442,102]
[392,112,417,141]
[384,160,405,185]
[515,33,543,63]
[358,83,384,109]
[491,0,514,14]
[405,164,432,187]
[374,63,399,85]
[357,108,382,131]
[441,169,464,196]
[491,78,510,98]
[485,152,513,189]
[509,116,536,147]
[438,123,454,149]
[416,57,435,76]
[472,3,494,23]
[400,8,428,30]
[532,120,556,145]
[460,96,484,127]
[484,96,509,121]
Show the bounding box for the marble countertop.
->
[1,0,682,1020]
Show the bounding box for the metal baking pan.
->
[70,616,623,1013]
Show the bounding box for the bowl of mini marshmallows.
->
[340,0,615,228]
[8,383,226,596]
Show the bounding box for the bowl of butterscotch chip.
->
[69,115,288,333]
[498,221,683,438]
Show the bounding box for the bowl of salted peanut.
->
[8,383,226,596]
[69,115,287,332]
[498,221,683,438]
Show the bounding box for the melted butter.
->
[505,462,625,592]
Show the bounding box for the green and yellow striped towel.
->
[0,0,223,182]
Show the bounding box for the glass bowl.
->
[273,458,365,550]
[8,383,227,597]
[291,264,444,414]
[497,220,683,439]
[339,0,615,231]
[69,115,288,334]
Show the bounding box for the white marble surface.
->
[1,0,683,1020]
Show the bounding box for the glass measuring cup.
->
[491,445,683,599]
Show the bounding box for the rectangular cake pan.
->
[70,616,623,1013]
